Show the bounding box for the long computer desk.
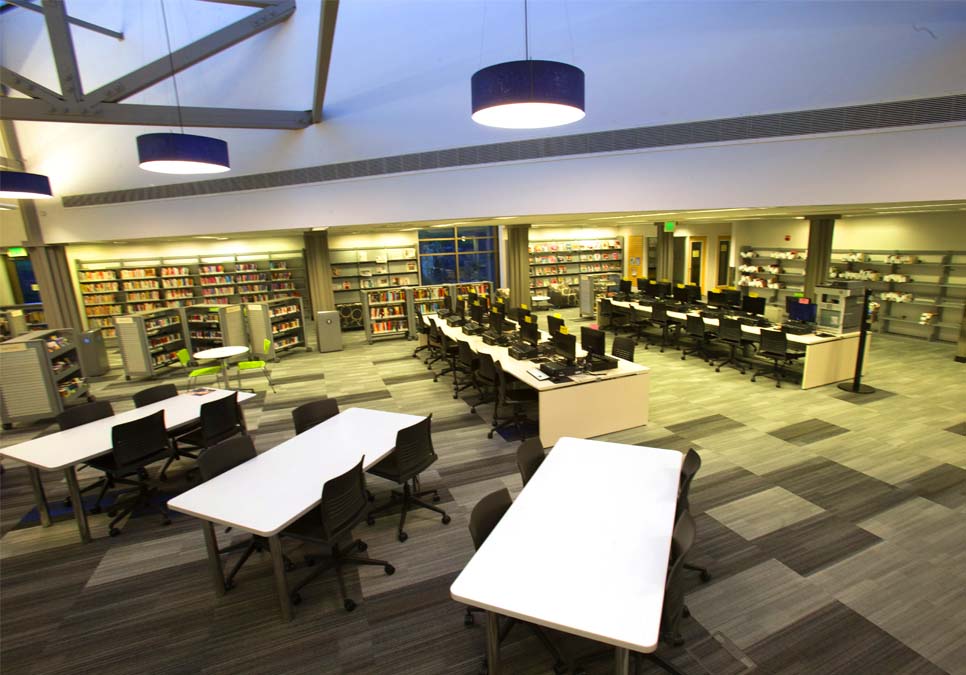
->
[167,407,425,622]
[0,389,255,543]
[427,315,650,447]
[451,437,683,674]
[602,299,868,390]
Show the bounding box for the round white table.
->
[193,345,249,390]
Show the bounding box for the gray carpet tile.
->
[751,513,883,576]
[833,386,898,405]
[383,371,438,385]
[768,418,850,446]
[666,413,745,439]
[687,466,773,515]
[635,434,700,452]
[945,421,966,436]
[899,464,966,509]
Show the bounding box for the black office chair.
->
[609,300,632,334]
[643,302,674,352]
[132,383,179,408]
[489,360,538,441]
[89,410,173,536]
[57,401,116,512]
[413,307,430,359]
[454,340,480,400]
[292,398,340,435]
[425,318,444,368]
[630,306,651,344]
[283,458,395,611]
[366,415,451,542]
[433,332,460,382]
[680,314,716,363]
[677,448,711,583]
[463,488,568,675]
[164,392,246,480]
[611,336,636,362]
[714,317,748,374]
[751,329,804,388]
[472,351,498,415]
[516,438,546,486]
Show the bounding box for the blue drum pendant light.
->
[137,0,229,174]
[0,171,53,199]
[471,0,585,129]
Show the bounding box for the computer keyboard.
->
[782,321,815,335]
[462,321,484,335]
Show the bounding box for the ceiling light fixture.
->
[471,0,584,129]
[137,1,229,174]
[0,170,53,199]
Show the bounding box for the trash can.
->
[316,311,343,353]
[77,328,110,376]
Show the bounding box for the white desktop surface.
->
[167,407,425,537]
[0,389,255,471]
[194,345,250,360]
[451,437,683,652]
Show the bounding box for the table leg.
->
[200,520,227,597]
[221,358,231,390]
[63,466,91,543]
[485,611,501,675]
[614,647,631,675]
[268,534,293,622]
[28,466,51,528]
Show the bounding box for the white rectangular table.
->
[166,407,425,621]
[429,315,650,446]
[0,388,255,543]
[450,437,683,674]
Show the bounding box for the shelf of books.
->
[115,307,188,379]
[361,289,410,343]
[331,246,418,330]
[528,238,623,293]
[246,297,309,359]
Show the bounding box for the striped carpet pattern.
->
[2,309,964,675]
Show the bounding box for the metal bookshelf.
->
[115,307,189,379]
[246,297,309,360]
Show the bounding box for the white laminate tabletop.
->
[0,389,256,471]
[166,407,426,537]
[450,437,683,652]
[194,345,249,360]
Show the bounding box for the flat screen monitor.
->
[547,314,565,337]
[467,291,479,306]
[553,331,577,364]
[520,318,539,346]
[636,278,648,292]
[707,290,725,306]
[516,306,532,323]
[619,279,632,295]
[654,281,671,298]
[643,281,658,298]
[786,296,816,323]
[455,298,466,318]
[487,311,504,333]
[488,304,503,327]
[470,302,484,324]
[722,289,742,308]
[580,326,605,356]
[441,290,453,312]
[685,285,701,303]
[742,295,766,316]
[672,285,689,303]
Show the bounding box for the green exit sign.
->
[664,221,676,232]
[6,247,27,258]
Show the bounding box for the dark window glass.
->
[458,252,496,282]
[419,239,456,255]
[457,225,493,238]
[421,255,457,285]
[418,227,455,239]
[458,237,494,253]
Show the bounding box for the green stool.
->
[177,348,222,388]
[235,339,277,392]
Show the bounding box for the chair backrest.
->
[761,329,788,356]
[632,307,649,323]
[612,336,635,361]
[133,383,178,408]
[200,391,244,445]
[198,435,257,482]
[57,400,114,430]
[677,448,701,518]
[661,511,697,639]
[477,352,497,385]
[316,457,370,541]
[686,314,706,338]
[468,487,512,550]
[652,303,668,322]
[493,359,511,399]
[176,348,191,367]
[516,438,546,486]
[415,308,428,334]
[718,317,742,343]
[111,410,170,468]
[292,398,340,435]
[458,340,477,368]
[386,415,436,482]
[428,319,441,344]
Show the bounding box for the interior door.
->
[689,236,706,291]
[627,235,645,282]
[672,237,686,284]
[716,236,732,287]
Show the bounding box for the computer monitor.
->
[721,289,742,308]
[488,303,503,326]
[672,285,689,303]
[455,298,466,318]
[742,295,766,316]
[654,281,672,298]
[643,281,657,298]
[786,296,817,323]
[707,290,726,306]
[553,331,577,365]
[470,302,484,324]
[440,289,453,312]
[547,314,565,337]
[519,318,539,346]
[516,306,532,323]
[619,279,632,296]
[685,285,701,303]
[467,291,479,306]
[580,326,605,356]
[636,278,648,292]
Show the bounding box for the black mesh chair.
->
[516,438,546,486]
[463,488,568,674]
[631,307,652,344]
[292,398,340,435]
[433,332,460,382]
[713,317,748,374]
[366,416,451,542]
[133,383,179,408]
[283,458,395,611]
[91,410,173,536]
[413,308,430,359]
[164,392,246,480]
[677,449,712,583]
[425,318,444,367]
[680,314,716,363]
[57,401,116,512]
[643,302,674,352]
[612,336,636,362]
[471,351,498,415]
[751,329,804,387]
[489,360,538,441]
[609,300,633,334]
[454,340,480,400]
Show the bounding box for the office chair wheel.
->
[63,496,71,507]
[479,661,489,675]
[681,354,686,360]
[109,527,121,537]
[344,598,357,612]
[107,508,118,518]
[464,612,475,627]
[366,515,375,526]
[682,606,691,618]
[357,541,368,552]
[292,593,302,605]
[286,559,297,572]
[224,580,235,591]
[433,375,439,382]
[701,570,712,582]
[432,492,441,503]
[453,393,458,399]
[398,531,408,543]
[441,514,451,525]
[750,375,756,382]
[161,517,171,526]
[487,430,494,439]
[384,564,395,575]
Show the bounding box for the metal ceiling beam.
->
[197,0,287,7]
[4,0,123,40]
[312,0,339,124]
[0,97,312,129]
[1,67,64,105]
[42,0,84,102]
[84,0,296,106]
[0,156,27,169]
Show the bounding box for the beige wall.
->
[0,210,27,248]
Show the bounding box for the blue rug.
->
[15,490,176,529]
[495,419,540,443]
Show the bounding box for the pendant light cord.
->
[524,0,530,61]
[159,0,184,134]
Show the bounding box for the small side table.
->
[193,345,250,390]
[531,295,551,311]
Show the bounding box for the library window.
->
[418,226,498,286]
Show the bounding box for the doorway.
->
[627,235,645,282]
[716,236,732,288]
[688,236,706,291]
[672,237,686,284]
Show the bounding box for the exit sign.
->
[664,221,676,232]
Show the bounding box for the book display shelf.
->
[528,238,623,294]
[331,246,418,330]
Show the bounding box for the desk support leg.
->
[28,466,51,528]
[201,520,226,597]
[269,535,293,622]
[64,467,91,543]
[614,647,631,675]
[485,611,501,675]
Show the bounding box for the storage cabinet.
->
[246,297,308,359]
[114,307,189,379]
[0,329,92,428]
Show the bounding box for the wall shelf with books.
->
[528,239,623,294]
[736,247,808,302]
[115,307,189,379]
[361,289,410,343]
[246,297,309,359]
[331,247,418,330]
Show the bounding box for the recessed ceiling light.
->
[311,226,329,231]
